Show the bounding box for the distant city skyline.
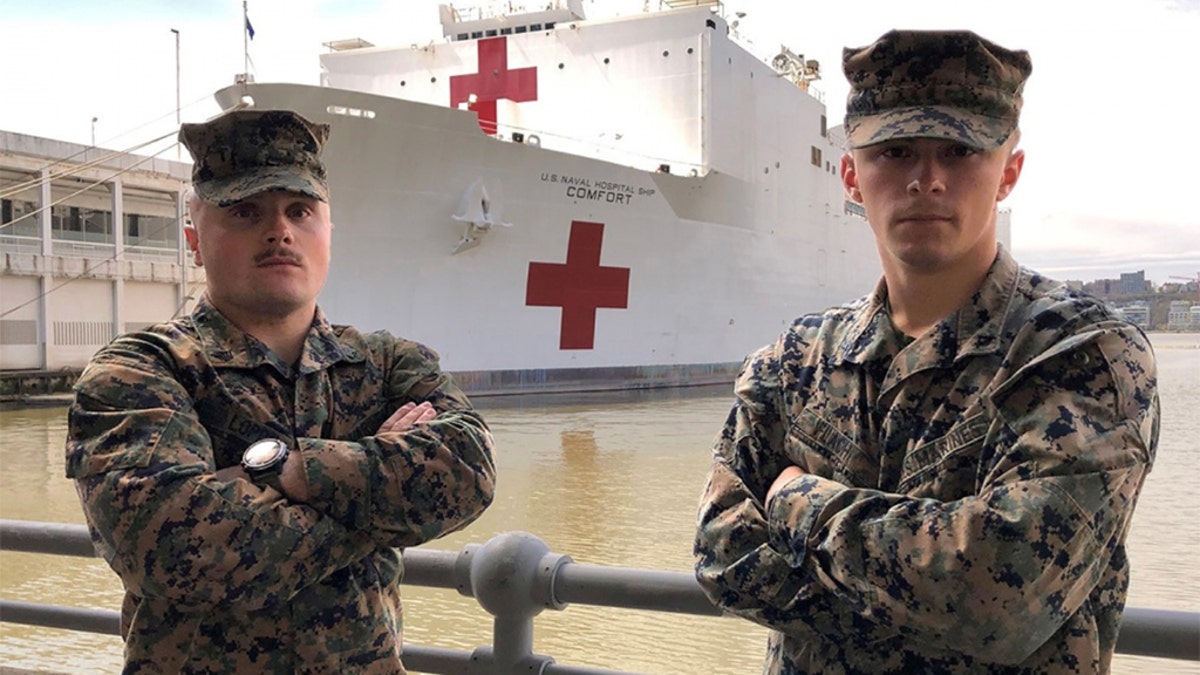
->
[0,0,1196,283]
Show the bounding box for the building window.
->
[1,198,40,237]
[123,188,179,249]
[51,205,112,243]
[820,115,827,137]
[811,146,822,167]
[0,169,40,238]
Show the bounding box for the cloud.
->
[1012,213,1200,281]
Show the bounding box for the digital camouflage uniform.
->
[65,294,495,672]
[694,246,1159,673]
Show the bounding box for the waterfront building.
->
[0,131,201,371]
[1116,302,1150,329]
[1168,301,1192,330]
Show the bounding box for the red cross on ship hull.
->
[526,221,631,350]
[450,36,538,135]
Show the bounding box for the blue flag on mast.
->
[245,15,255,40]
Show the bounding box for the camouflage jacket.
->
[695,248,1159,674]
[65,297,496,674]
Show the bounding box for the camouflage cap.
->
[842,30,1032,150]
[179,109,330,207]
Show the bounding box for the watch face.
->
[243,439,287,470]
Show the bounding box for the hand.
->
[767,465,806,504]
[377,401,436,434]
[278,450,308,503]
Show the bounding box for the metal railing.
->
[2,519,1197,673]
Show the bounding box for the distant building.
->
[1085,278,1117,297]
[1118,270,1147,295]
[1116,303,1150,329]
[1,130,203,371]
[1192,306,1200,330]
[1168,301,1192,330]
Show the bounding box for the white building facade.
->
[1,131,203,371]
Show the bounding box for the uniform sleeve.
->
[65,336,378,614]
[293,339,496,549]
[695,325,1159,663]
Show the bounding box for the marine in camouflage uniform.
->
[66,110,496,673]
[694,31,1159,674]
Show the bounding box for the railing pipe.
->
[402,547,460,589]
[553,564,722,616]
[398,645,475,675]
[2,519,97,557]
[1116,607,1200,661]
[460,532,568,673]
[2,519,1198,669]
[0,599,119,635]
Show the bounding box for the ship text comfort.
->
[541,173,656,205]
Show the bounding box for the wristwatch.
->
[241,438,290,491]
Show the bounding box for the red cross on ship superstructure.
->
[526,221,631,350]
[450,36,538,135]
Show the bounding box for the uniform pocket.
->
[785,408,871,483]
[65,407,172,478]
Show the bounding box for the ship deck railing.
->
[2,519,1197,674]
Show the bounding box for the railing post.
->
[455,531,572,674]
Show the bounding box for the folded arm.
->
[293,339,497,549]
[67,340,376,613]
[695,326,1158,662]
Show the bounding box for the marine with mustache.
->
[65,109,496,673]
[695,30,1160,674]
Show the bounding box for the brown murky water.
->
[2,333,1196,674]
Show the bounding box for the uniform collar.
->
[190,295,365,376]
[837,245,1021,368]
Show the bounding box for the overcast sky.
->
[1,0,1196,284]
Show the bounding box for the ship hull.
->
[214,82,880,394]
